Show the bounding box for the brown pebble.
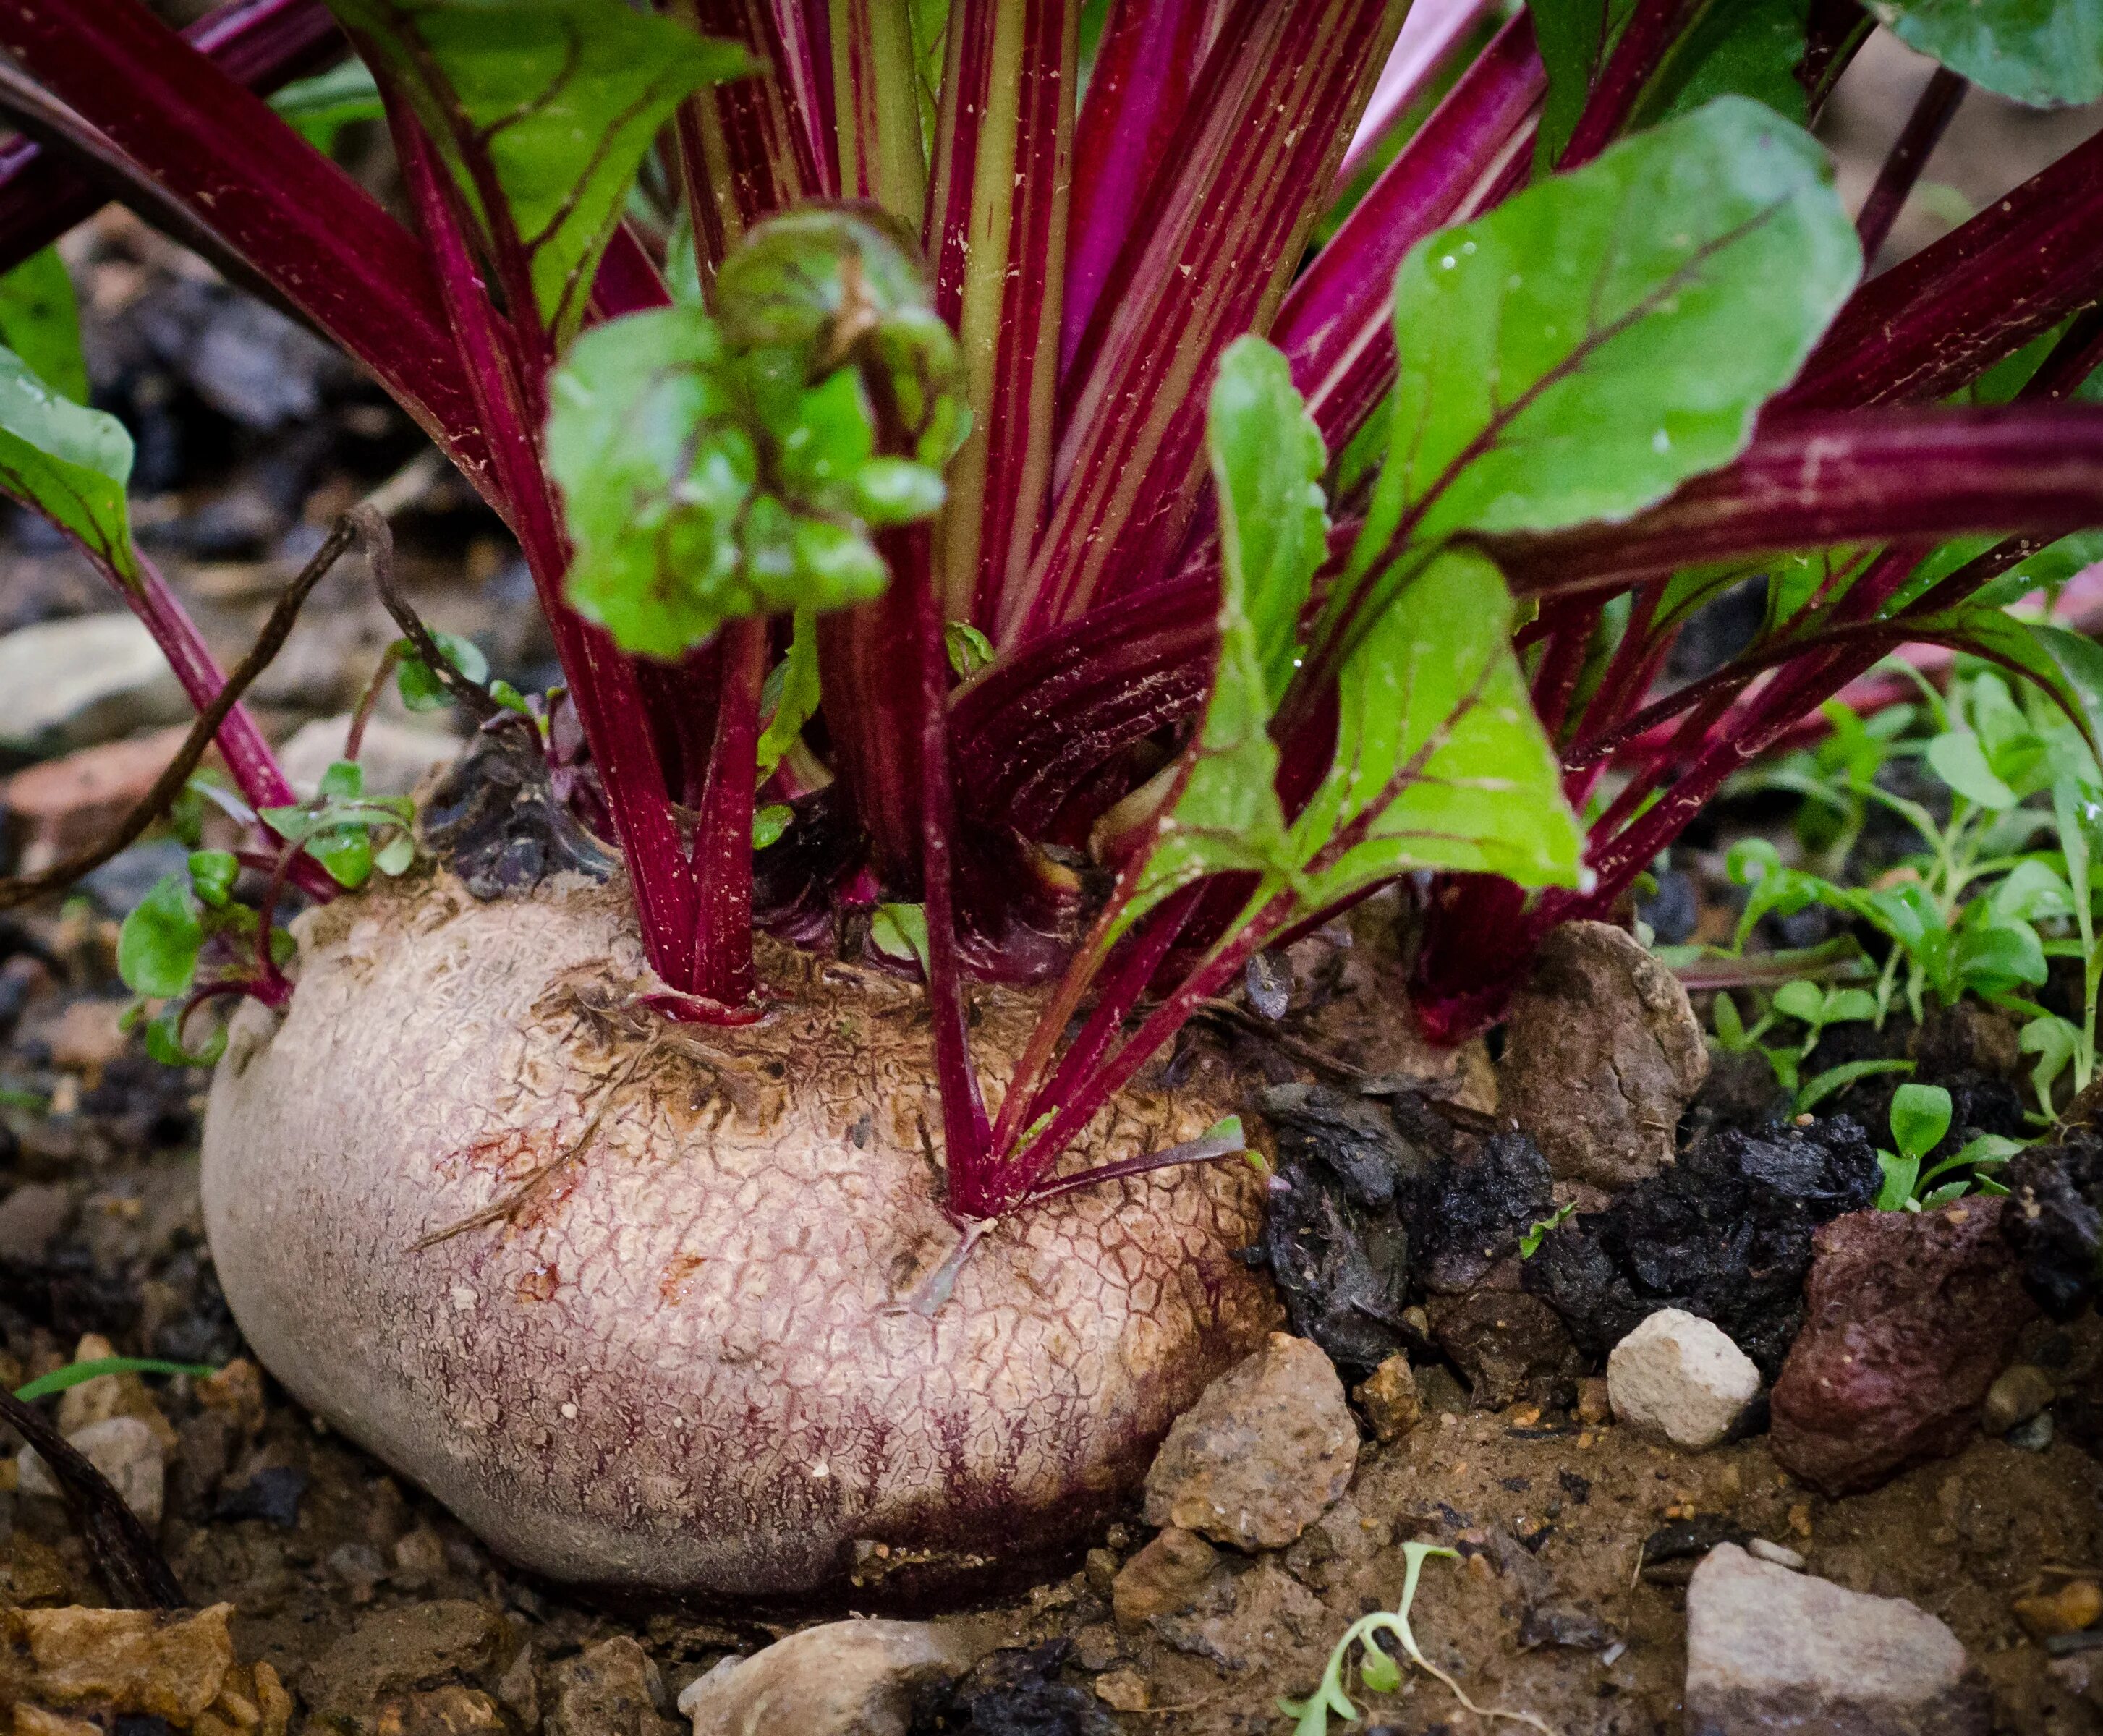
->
[1983,1365,2056,1437]
[1353,1356,1423,1442]
[2015,1580,2103,1642]
[1095,1668,1150,1712]
[1576,1377,1612,1426]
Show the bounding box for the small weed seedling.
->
[1281,1543,1555,1736]
[1873,1081,2021,1212]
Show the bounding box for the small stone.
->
[1497,921,1709,1188]
[1576,1377,1613,1426]
[390,1526,447,1587]
[677,1620,971,1736]
[1746,1539,1806,1570]
[1112,1528,1222,1628]
[44,1000,132,1076]
[17,1416,166,1526]
[1142,1333,1358,1552]
[1983,1364,2056,1435]
[2009,1411,2055,1451]
[495,1645,539,1727]
[0,1604,236,1722]
[327,1543,389,1604]
[214,1463,307,1528]
[2013,1580,2102,1641]
[0,1184,72,1261]
[1,728,190,874]
[1082,1547,1119,1596]
[1606,1309,1762,1450]
[1686,1544,1987,1735]
[1772,1201,2036,1494]
[1093,1667,1150,1712]
[301,1601,509,1725]
[195,1359,267,1438]
[1353,1356,1422,1442]
[0,614,190,760]
[547,1635,671,1736]
[12,1706,101,1735]
[279,713,461,799]
[373,1685,509,1732]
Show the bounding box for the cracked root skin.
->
[201,875,1275,1604]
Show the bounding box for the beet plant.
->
[1,0,2103,1602]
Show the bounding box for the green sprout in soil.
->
[1873,1081,2021,1212]
[1677,658,2103,1126]
[12,1357,218,1403]
[1280,1542,1556,1736]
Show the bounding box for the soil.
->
[4,22,2103,1736]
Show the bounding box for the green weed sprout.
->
[1874,1081,2020,1210]
[1279,1542,1556,1736]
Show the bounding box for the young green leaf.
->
[268,58,386,153]
[1654,0,1811,127]
[0,345,138,585]
[1362,95,1859,554]
[1772,978,1826,1025]
[945,620,994,678]
[1870,0,2103,108]
[756,611,821,780]
[13,1356,216,1403]
[1890,1081,1953,1161]
[187,849,239,910]
[1796,1056,1913,1114]
[117,873,203,1000]
[1293,549,1585,908]
[1530,0,1639,168]
[1926,730,2019,809]
[0,247,88,403]
[395,630,489,711]
[1117,341,1330,932]
[331,0,754,344]
[1876,1149,1922,1211]
[871,902,932,974]
[1210,335,1330,704]
[751,803,794,850]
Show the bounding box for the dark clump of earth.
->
[2002,1128,2103,1318]
[910,1641,1116,1735]
[1254,1083,1551,1376]
[1523,1115,1881,1377]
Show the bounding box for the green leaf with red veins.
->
[327,0,753,346]
[0,345,137,587]
[1291,548,1584,906]
[1356,95,1858,567]
[1870,0,2103,107]
[1114,341,1326,936]
[0,249,88,404]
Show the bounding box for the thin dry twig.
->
[0,514,361,910]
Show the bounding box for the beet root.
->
[200,875,1275,1603]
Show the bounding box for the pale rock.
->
[0,1603,235,1723]
[0,1183,72,1261]
[1,728,190,872]
[1607,1309,1760,1450]
[1981,1363,2055,1435]
[1142,1333,1358,1551]
[1686,1544,1987,1735]
[1353,1355,1423,1442]
[17,1416,166,1526]
[0,615,190,760]
[678,1620,972,1736]
[547,1635,672,1736]
[1113,1528,1223,1628]
[279,712,462,799]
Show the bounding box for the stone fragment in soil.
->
[299,1600,511,1729]
[906,1641,1116,1735]
[0,1184,73,1261]
[417,723,618,899]
[1,728,189,873]
[1352,1354,1422,1441]
[1771,1200,2036,1495]
[1141,1332,1357,1551]
[1496,919,1709,1188]
[1429,1291,1581,1410]
[678,1619,972,1736]
[1148,1560,1327,1672]
[16,1415,166,1526]
[1981,1363,2056,1435]
[1685,1543,1988,1735]
[1524,1114,1880,1377]
[1606,1308,1762,1450]
[0,1604,236,1724]
[279,712,463,800]
[2000,1131,2103,1318]
[547,1635,674,1736]
[1254,1084,1427,1372]
[0,614,191,762]
[1112,1526,1223,1628]
[2013,1579,2102,1641]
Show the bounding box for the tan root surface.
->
[201,873,1275,1601]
